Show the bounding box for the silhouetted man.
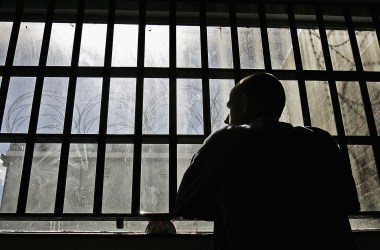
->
[175,72,360,250]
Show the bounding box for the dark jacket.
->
[176,118,360,250]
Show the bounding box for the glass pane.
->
[280,80,303,126]
[1,77,36,133]
[207,27,233,68]
[177,26,201,68]
[64,143,98,213]
[326,29,356,71]
[209,79,235,131]
[36,77,69,134]
[102,144,133,213]
[78,24,107,66]
[267,28,295,70]
[177,144,201,190]
[13,22,45,66]
[173,220,213,234]
[144,25,169,67]
[348,145,380,211]
[297,28,326,70]
[71,78,102,134]
[237,27,264,69]
[336,81,369,136]
[46,23,75,66]
[26,143,61,213]
[142,78,169,134]
[177,79,203,135]
[355,30,380,71]
[305,81,337,135]
[112,24,138,67]
[141,144,169,213]
[107,78,136,134]
[0,22,13,65]
[367,82,380,135]
[0,143,26,213]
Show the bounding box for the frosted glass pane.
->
[102,144,133,213]
[305,81,337,135]
[280,80,303,126]
[46,23,75,66]
[237,27,264,69]
[0,143,26,213]
[71,78,102,134]
[348,145,380,211]
[176,26,201,68]
[336,81,369,136]
[207,27,233,68]
[297,28,326,70]
[267,28,295,70]
[209,79,235,131]
[177,144,201,190]
[112,24,138,67]
[140,144,169,213]
[0,22,13,65]
[78,24,107,66]
[355,30,380,71]
[13,22,45,66]
[1,77,36,133]
[367,82,380,135]
[173,220,213,234]
[64,143,97,213]
[142,78,169,134]
[36,77,69,134]
[326,30,356,71]
[107,78,136,134]
[177,79,203,134]
[26,143,61,213]
[144,25,169,67]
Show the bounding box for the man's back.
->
[176,118,360,250]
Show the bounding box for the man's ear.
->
[242,93,249,115]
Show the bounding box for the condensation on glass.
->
[0,77,36,133]
[112,24,138,67]
[78,23,107,66]
[297,28,326,70]
[355,30,380,72]
[177,79,203,135]
[237,27,264,69]
[102,144,133,214]
[367,82,380,135]
[0,143,26,213]
[0,22,13,65]
[267,28,296,70]
[13,22,45,66]
[348,144,380,211]
[142,78,169,134]
[144,25,169,67]
[177,144,202,190]
[176,26,201,68]
[336,81,369,136]
[46,23,76,66]
[26,143,61,213]
[107,78,136,134]
[140,144,169,214]
[280,80,303,126]
[209,79,235,131]
[305,81,337,135]
[207,27,234,68]
[71,78,102,134]
[36,77,69,134]
[64,143,98,213]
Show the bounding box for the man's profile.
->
[175,72,360,250]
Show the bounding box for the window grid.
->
[0,0,379,224]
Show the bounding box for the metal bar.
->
[258,3,272,71]
[229,2,241,82]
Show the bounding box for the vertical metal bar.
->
[168,0,177,214]
[344,4,380,175]
[54,0,86,214]
[200,1,211,137]
[258,3,272,71]
[131,0,146,215]
[287,4,311,126]
[93,0,115,215]
[229,2,241,82]
[17,0,56,214]
[371,6,380,48]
